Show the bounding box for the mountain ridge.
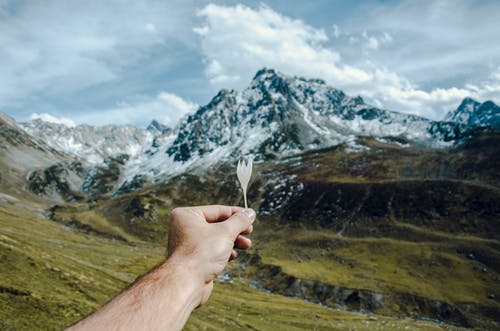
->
[20,119,154,165]
[129,68,493,183]
[3,68,498,196]
[13,69,499,170]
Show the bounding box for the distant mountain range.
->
[20,118,154,164]
[1,68,498,199]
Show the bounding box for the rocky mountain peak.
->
[445,97,499,129]
[161,69,436,169]
[147,120,171,135]
[157,69,498,182]
[252,67,280,81]
[459,97,480,108]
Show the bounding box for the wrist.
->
[161,254,205,309]
[69,255,204,331]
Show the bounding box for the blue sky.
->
[0,0,499,127]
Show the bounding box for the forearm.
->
[68,257,201,331]
[67,206,255,330]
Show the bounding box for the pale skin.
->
[67,205,256,331]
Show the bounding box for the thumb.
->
[221,209,256,238]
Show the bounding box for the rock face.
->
[82,155,130,196]
[445,97,500,129]
[26,162,85,202]
[17,118,157,200]
[239,252,471,328]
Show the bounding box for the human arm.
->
[67,205,255,331]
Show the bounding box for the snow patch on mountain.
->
[21,119,154,164]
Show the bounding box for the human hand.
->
[167,205,256,306]
[68,205,254,331]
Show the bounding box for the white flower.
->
[237,158,253,208]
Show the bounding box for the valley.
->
[1,69,499,330]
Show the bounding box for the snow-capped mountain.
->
[444,97,500,129]
[10,68,495,194]
[124,68,484,183]
[165,68,439,165]
[21,119,155,164]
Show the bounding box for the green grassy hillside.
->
[0,200,467,331]
[1,133,499,330]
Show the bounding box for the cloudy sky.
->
[1,0,499,127]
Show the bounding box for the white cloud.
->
[74,92,199,128]
[155,92,199,126]
[29,113,76,127]
[194,4,369,89]
[358,67,500,119]
[0,0,196,109]
[341,0,500,89]
[194,3,500,120]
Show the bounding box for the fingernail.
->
[242,209,256,221]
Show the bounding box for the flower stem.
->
[243,191,248,209]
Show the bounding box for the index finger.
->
[195,205,243,223]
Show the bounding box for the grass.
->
[0,203,163,330]
[62,209,137,242]
[187,281,462,331]
[0,201,468,330]
[272,138,500,187]
[255,225,498,306]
